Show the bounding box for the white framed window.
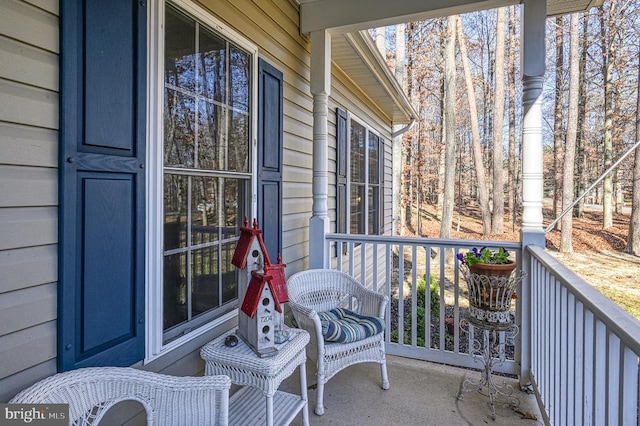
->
[336,108,384,237]
[147,0,257,359]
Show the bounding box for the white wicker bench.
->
[10,367,231,425]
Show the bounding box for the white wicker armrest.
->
[287,300,326,359]
[351,284,388,319]
[10,367,232,426]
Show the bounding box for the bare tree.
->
[553,16,565,230]
[507,5,517,229]
[561,14,581,253]
[600,5,615,229]
[440,16,457,239]
[627,40,640,256]
[491,7,507,234]
[457,16,491,234]
[575,12,590,219]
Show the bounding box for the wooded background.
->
[371,0,640,255]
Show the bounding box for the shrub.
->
[417,274,440,318]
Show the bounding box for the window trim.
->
[145,0,258,362]
[346,112,383,236]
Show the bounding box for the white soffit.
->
[332,31,416,125]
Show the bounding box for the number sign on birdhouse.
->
[232,218,289,357]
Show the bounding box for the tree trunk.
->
[456,16,492,234]
[491,8,506,235]
[507,5,517,230]
[600,6,614,229]
[553,16,565,230]
[575,12,589,219]
[627,41,640,256]
[440,16,457,239]
[561,14,580,253]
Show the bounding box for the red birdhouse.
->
[234,218,289,357]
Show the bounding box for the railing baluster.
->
[621,345,639,426]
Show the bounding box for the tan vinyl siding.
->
[0,0,59,401]
[0,0,400,405]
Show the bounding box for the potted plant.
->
[457,247,518,319]
[457,247,516,278]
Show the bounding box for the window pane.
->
[223,178,244,238]
[350,184,365,234]
[198,27,226,103]
[229,110,249,172]
[221,242,238,304]
[192,246,219,315]
[164,252,187,330]
[164,90,196,167]
[369,133,379,184]
[191,176,219,243]
[165,7,195,93]
[368,186,379,235]
[164,174,188,250]
[197,100,225,170]
[350,121,366,183]
[229,46,250,112]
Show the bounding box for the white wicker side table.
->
[201,328,310,426]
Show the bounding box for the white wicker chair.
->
[286,269,389,416]
[10,367,231,425]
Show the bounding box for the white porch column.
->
[309,30,331,269]
[519,0,546,386]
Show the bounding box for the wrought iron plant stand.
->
[456,266,526,420]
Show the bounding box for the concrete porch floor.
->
[279,355,544,426]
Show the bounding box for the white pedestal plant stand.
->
[456,267,526,420]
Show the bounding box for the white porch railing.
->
[324,233,522,375]
[528,245,640,425]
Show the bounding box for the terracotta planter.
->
[469,261,517,278]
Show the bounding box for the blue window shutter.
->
[59,0,146,370]
[336,108,348,234]
[257,59,283,262]
[379,137,385,235]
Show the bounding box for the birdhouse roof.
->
[231,218,272,269]
[240,271,284,318]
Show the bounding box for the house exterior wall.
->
[0,0,60,403]
[0,0,397,403]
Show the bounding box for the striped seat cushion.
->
[318,307,385,344]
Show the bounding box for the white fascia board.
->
[301,0,516,34]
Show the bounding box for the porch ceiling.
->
[299,0,603,34]
[332,31,415,125]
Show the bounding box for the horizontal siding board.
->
[0,207,57,250]
[0,321,56,379]
[0,165,57,207]
[23,0,59,15]
[0,283,56,337]
[0,35,58,91]
[0,122,58,168]
[1,0,58,53]
[0,122,58,167]
[0,79,58,129]
[0,359,56,403]
[0,245,57,293]
[283,166,312,184]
